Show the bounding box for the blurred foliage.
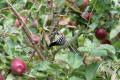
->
[0,0,120,80]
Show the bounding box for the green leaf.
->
[90,47,107,56]
[100,44,116,54]
[114,40,120,51]
[65,1,82,14]
[68,76,82,80]
[68,53,83,69]
[31,71,47,78]
[110,23,120,39]
[55,53,83,69]
[49,63,61,69]
[58,0,66,8]
[55,54,68,62]
[89,22,98,30]
[6,73,15,80]
[0,1,7,10]
[0,26,3,32]
[78,47,107,56]
[77,47,91,53]
[78,34,84,46]
[24,1,33,9]
[76,0,83,6]
[84,39,92,47]
[7,27,20,34]
[3,37,16,57]
[33,61,51,71]
[76,15,88,25]
[85,63,100,80]
[0,54,7,63]
[23,0,27,3]
[3,18,14,28]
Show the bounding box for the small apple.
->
[16,18,20,26]
[83,13,90,20]
[83,0,88,8]
[68,21,76,26]
[32,19,38,25]
[100,39,112,45]
[48,0,52,5]
[31,34,40,44]
[11,59,26,75]
[95,29,107,40]
[0,74,3,80]
[67,21,76,29]
[79,0,88,9]
[16,16,28,26]
[53,2,57,8]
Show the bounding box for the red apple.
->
[67,21,76,29]
[95,29,107,40]
[31,34,40,44]
[16,18,20,26]
[11,59,26,75]
[83,0,88,8]
[53,2,57,8]
[84,13,90,20]
[68,21,76,26]
[48,0,52,5]
[16,17,28,26]
[100,39,112,45]
[79,0,88,9]
[0,75,3,80]
[32,19,38,25]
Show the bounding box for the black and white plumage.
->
[49,34,65,47]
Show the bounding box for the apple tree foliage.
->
[0,0,120,80]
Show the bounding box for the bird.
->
[49,34,65,47]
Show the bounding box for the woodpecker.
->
[49,34,65,47]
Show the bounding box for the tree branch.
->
[6,0,45,61]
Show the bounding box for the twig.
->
[82,0,98,63]
[27,50,36,66]
[58,31,78,54]
[43,31,54,57]
[58,5,78,54]
[49,4,66,35]
[51,0,96,56]
[67,42,77,54]
[18,3,35,32]
[87,0,98,27]
[83,0,97,38]
[49,10,59,35]
[25,3,35,19]
[43,15,49,31]
[42,15,54,57]
[6,0,45,60]
[83,54,88,66]
[0,7,11,11]
[35,4,42,13]
[0,18,4,23]
[59,6,66,14]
